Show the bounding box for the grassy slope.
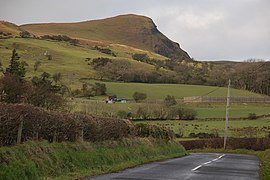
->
[139,118,270,138]
[0,38,166,89]
[0,139,186,180]
[20,14,189,59]
[0,21,22,36]
[0,38,260,99]
[84,80,260,99]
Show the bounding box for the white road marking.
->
[203,161,211,165]
[191,165,202,171]
[191,154,225,172]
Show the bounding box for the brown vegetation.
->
[180,137,270,150]
[0,103,136,146]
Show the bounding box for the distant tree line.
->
[88,54,270,96]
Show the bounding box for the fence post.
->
[79,128,84,142]
[53,130,57,143]
[17,116,23,144]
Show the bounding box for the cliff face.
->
[21,14,191,60]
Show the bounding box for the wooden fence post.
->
[79,128,84,142]
[17,116,23,144]
[53,130,57,143]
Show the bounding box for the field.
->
[80,80,260,100]
[138,118,270,138]
[0,38,165,90]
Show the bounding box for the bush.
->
[132,53,150,62]
[248,113,257,120]
[135,123,174,140]
[133,92,147,102]
[117,110,132,119]
[19,31,31,38]
[164,95,177,107]
[0,103,136,146]
[94,46,116,57]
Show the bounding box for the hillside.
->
[21,14,190,60]
[0,21,23,38]
[81,80,260,100]
[0,38,173,88]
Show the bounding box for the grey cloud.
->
[0,0,269,60]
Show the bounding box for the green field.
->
[138,118,270,138]
[82,80,260,100]
[191,103,270,118]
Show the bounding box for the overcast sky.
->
[1,0,269,61]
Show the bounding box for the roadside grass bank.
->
[190,148,270,180]
[0,138,186,180]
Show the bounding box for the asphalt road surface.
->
[88,153,260,180]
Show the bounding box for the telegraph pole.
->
[224,79,231,149]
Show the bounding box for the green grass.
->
[0,138,186,180]
[190,148,270,180]
[138,118,270,138]
[0,38,168,90]
[71,98,270,119]
[191,103,270,118]
[82,80,260,100]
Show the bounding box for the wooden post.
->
[79,128,84,142]
[224,79,231,149]
[53,130,57,143]
[17,116,23,144]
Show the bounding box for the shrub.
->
[117,110,132,119]
[0,103,136,146]
[94,46,116,57]
[133,92,147,102]
[135,123,174,140]
[248,113,257,120]
[19,31,31,38]
[132,53,150,62]
[183,108,197,120]
[164,95,177,107]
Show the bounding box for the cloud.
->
[0,0,269,61]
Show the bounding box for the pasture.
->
[138,118,270,138]
[81,80,260,100]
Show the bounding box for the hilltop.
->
[20,14,190,60]
[0,21,23,38]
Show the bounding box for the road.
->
[88,153,260,180]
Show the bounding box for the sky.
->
[0,0,269,61]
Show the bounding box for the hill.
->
[21,14,190,60]
[82,80,260,100]
[0,21,23,38]
[0,38,173,88]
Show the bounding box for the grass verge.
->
[0,138,186,180]
[190,148,270,180]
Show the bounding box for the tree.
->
[5,49,26,79]
[164,95,177,107]
[19,31,31,38]
[0,74,27,103]
[133,92,147,102]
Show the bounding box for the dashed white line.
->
[203,161,211,165]
[191,165,202,171]
[191,154,225,172]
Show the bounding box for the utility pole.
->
[224,79,231,149]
